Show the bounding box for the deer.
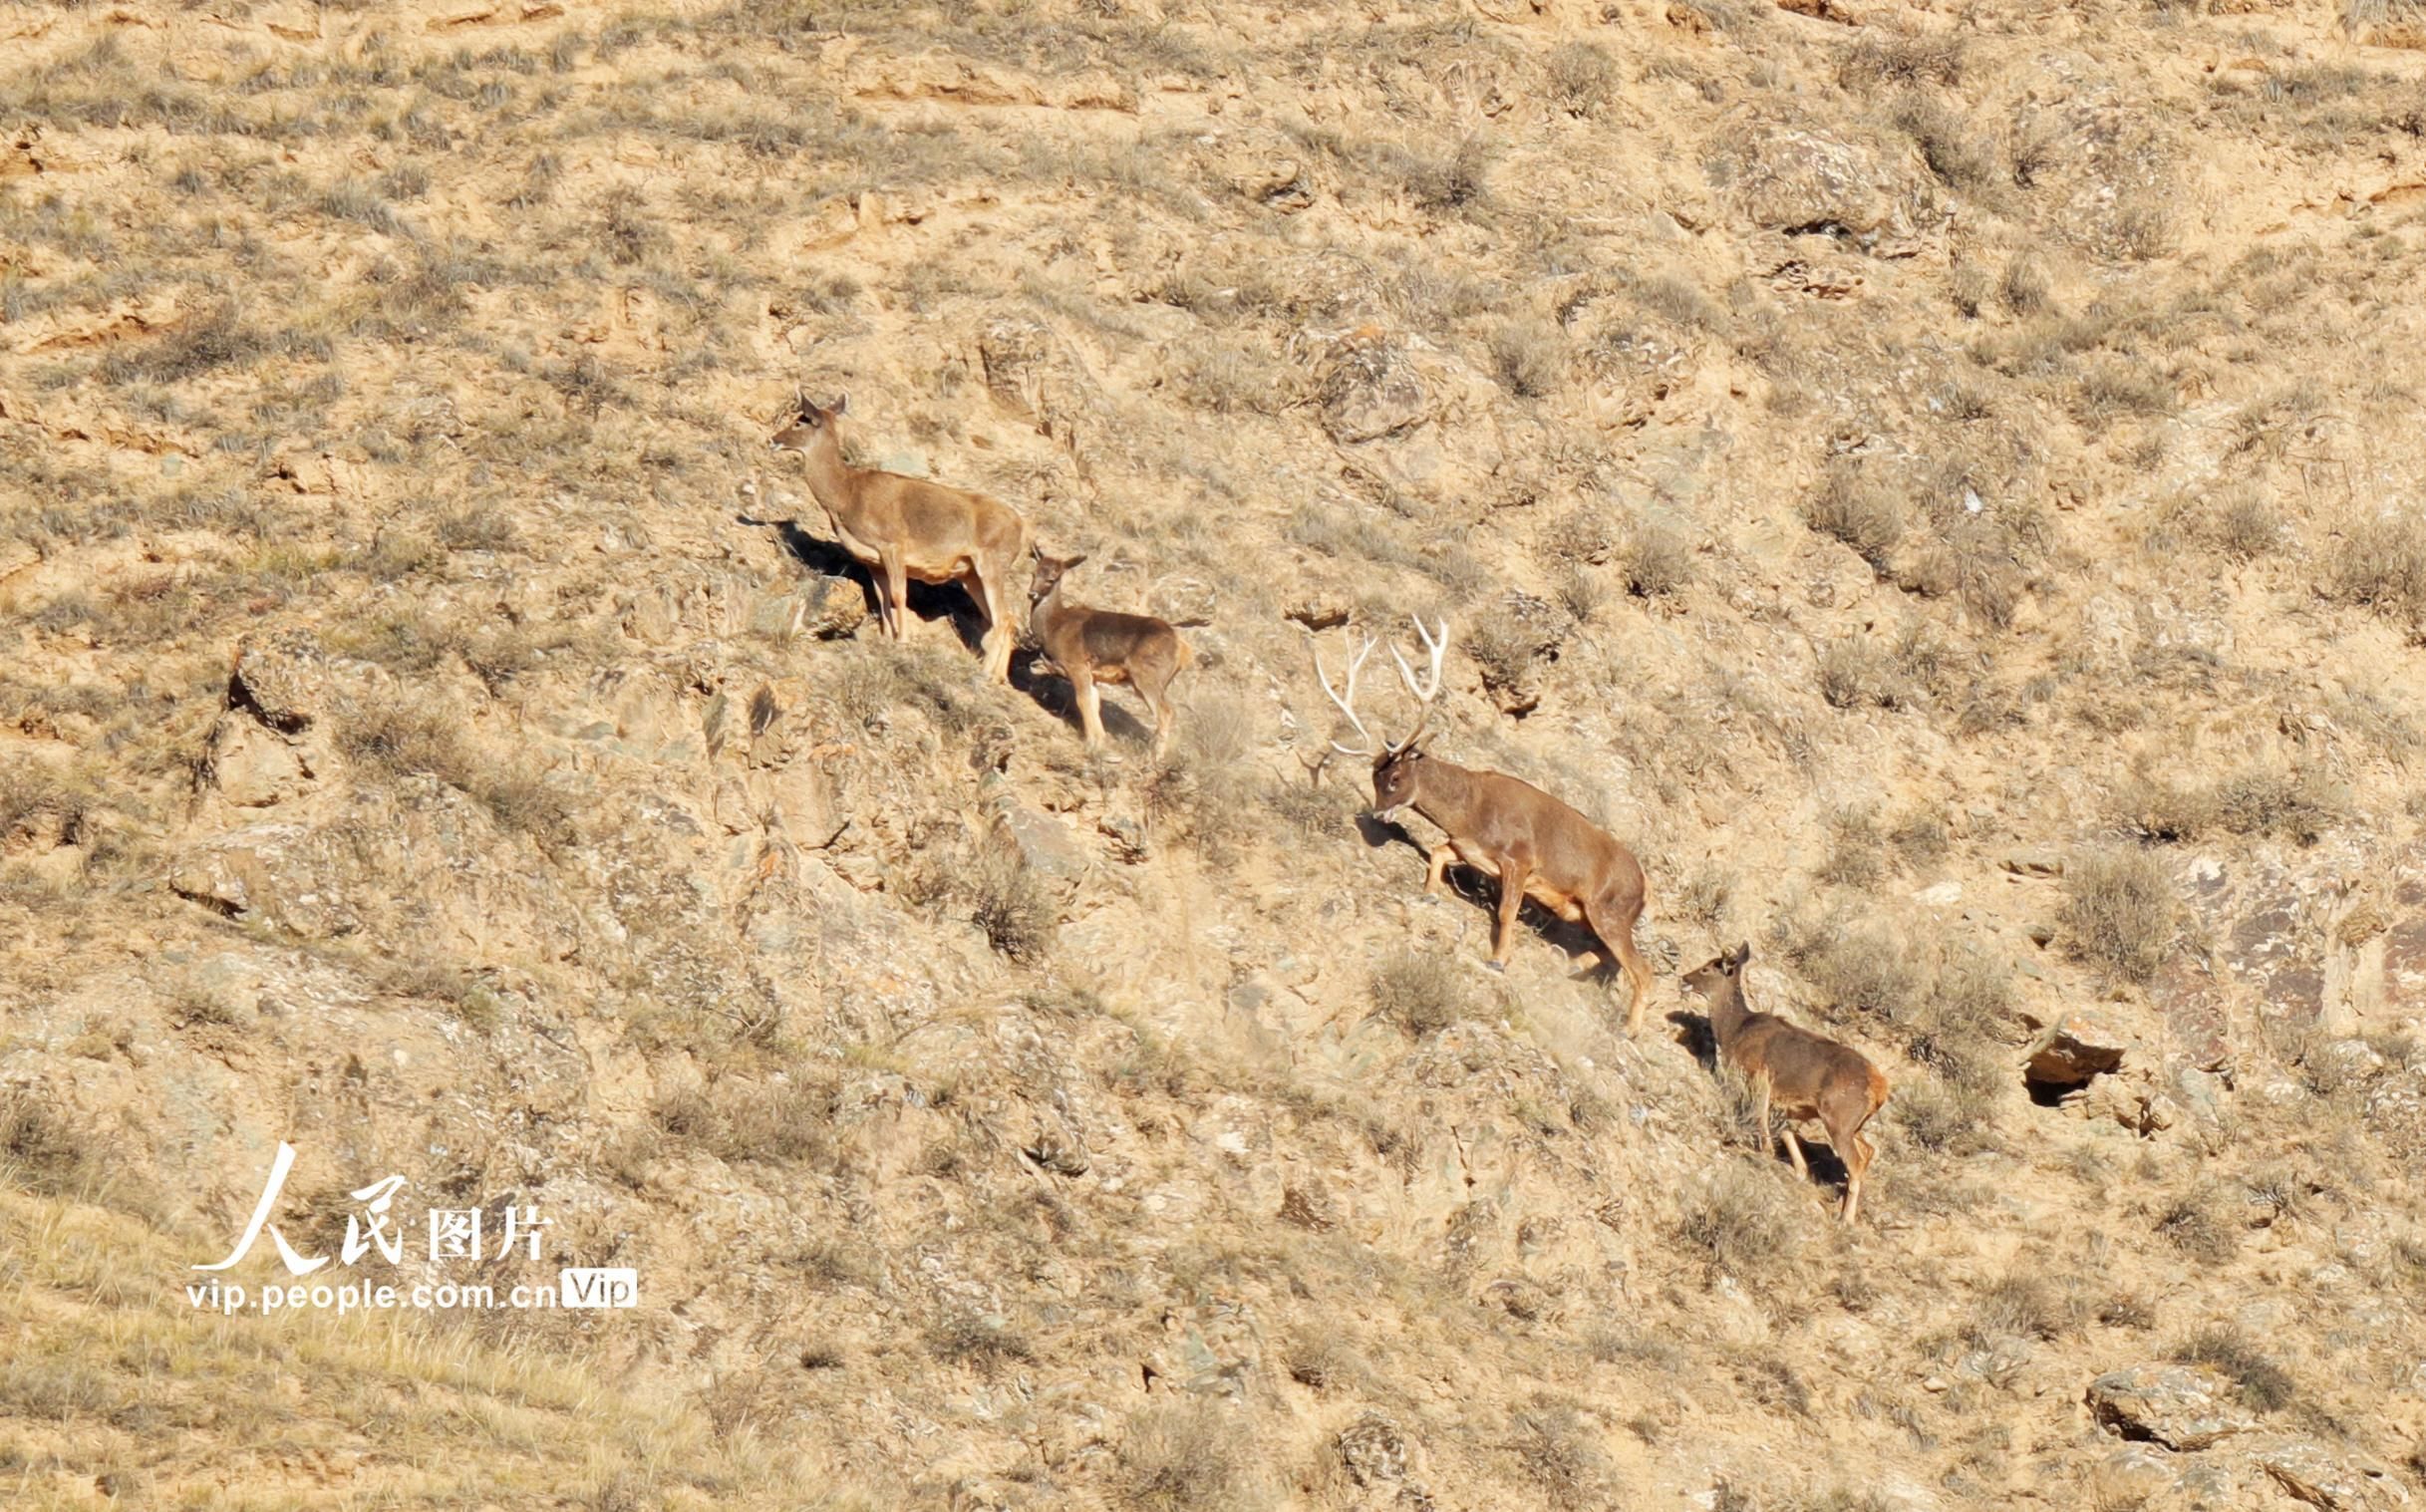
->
[1314,617,1656,1034]
[1028,549,1193,759]
[768,392,1033,683]
[1679,942,1891,1225]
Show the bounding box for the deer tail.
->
[1176,636,1196,670]
[1867,1061,1891,1115]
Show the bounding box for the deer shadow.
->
[742,513,988,660]
[1007,652,1157,749]
[1666,1005,1853,1188]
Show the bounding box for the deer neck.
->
[1704,974,1752,1048]
[1404,754,1474,830]
[1033,581,1067,640]
[797,432,863,527]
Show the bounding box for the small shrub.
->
[2060,848,2176,982]
[1897,1071,1996,1155]
[929,1313,1037,1371]
[1118,1400,1262,1511]
[1894,95,1996,190]
[1466,610,1541,700]
[1817,807,1885,887]
[1552,563,1606,624]
[1505,1402,1620,1510]
[1677,1164,1803,1279]
[965,851,1057,963]
[1490,318,1565,399]
[2155,1193,2239,1265]
[1817,637,1877,711]
[1545,41,1617,118]
[0,1092,100,1195]
[2175,1326,2294,1410]
[1806,464,1906,570]
[2325,511,2426,628]
[1623,516,1694,597]
[1841,29,1966,88]
[1971,1271,2083,1343]
[1371,948,1468,1036]
[1999,256,2052,315]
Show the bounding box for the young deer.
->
[1028,549,1192,759]
[1316,618,1656,1034]
[768,393,1033,682]
[1680,943,1891,1225]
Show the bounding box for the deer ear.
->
[1064,553,1087,569]
[830,393,848,415]
[1730,942,1752,969]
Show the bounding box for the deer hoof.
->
[1484,960,1506,975]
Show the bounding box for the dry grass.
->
[1805,462,1907,571]
[1371,947,1471,1036]
[2174,1325,2294,1410]
[2060,848,2177,983]
[962,849,1059,963]
[1118,1400,1265,1512]
[1677,1164,1806,1281]
[2325,510,2426,628]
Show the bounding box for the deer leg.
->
[1488,857,1529,972]
[1141,674,1176,760]
[1837,1122,1871,1225]
[1779,1125,1809,1181]
[1588,896,1654,1037]
[1071,668,1106,750]
[1751,1076,1775,1158]
[1425,844,1456,896]
[967,565,1006,682]
[879,546,910,643]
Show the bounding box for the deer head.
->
[1311,616,1448,821]
[1680,941,1753,999]
[769,391,848,453]
[1029,549,1085,607]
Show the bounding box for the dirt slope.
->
[8,0,2426,1507]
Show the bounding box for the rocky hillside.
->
[8,0,2426,1506]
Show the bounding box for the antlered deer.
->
[1680,943,1891,1225]
[769,393,1032,683]
[1315,618,1655,1034]
[1028,549,1193,759]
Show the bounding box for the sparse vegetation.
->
[1370,947,1470,1036]
[2061,848,2177,983]
[5,2,2423,1505]
[1677,1164,1804,1280]
[1118,1401,1263,1511]
[2175,1326,2294,1411]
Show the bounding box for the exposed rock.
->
[2025,1009,2132,1086]
[986,792,1089,887]
[1318,337,1430,445]
[227,630,334,733]
[753,575,867,641]
[1337,1410,1417,1488]
[2003,847,2065,877]
[2086,1364,2257,1450]
[201,714,310,807]
[2246,1435,2414,1511]
[1720,124,1933,253]
[978,317,1108,449]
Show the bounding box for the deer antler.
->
[1312,631,1379,756]
[1384,615,1448,754]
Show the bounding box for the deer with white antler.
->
[1313,618,1657,1034]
